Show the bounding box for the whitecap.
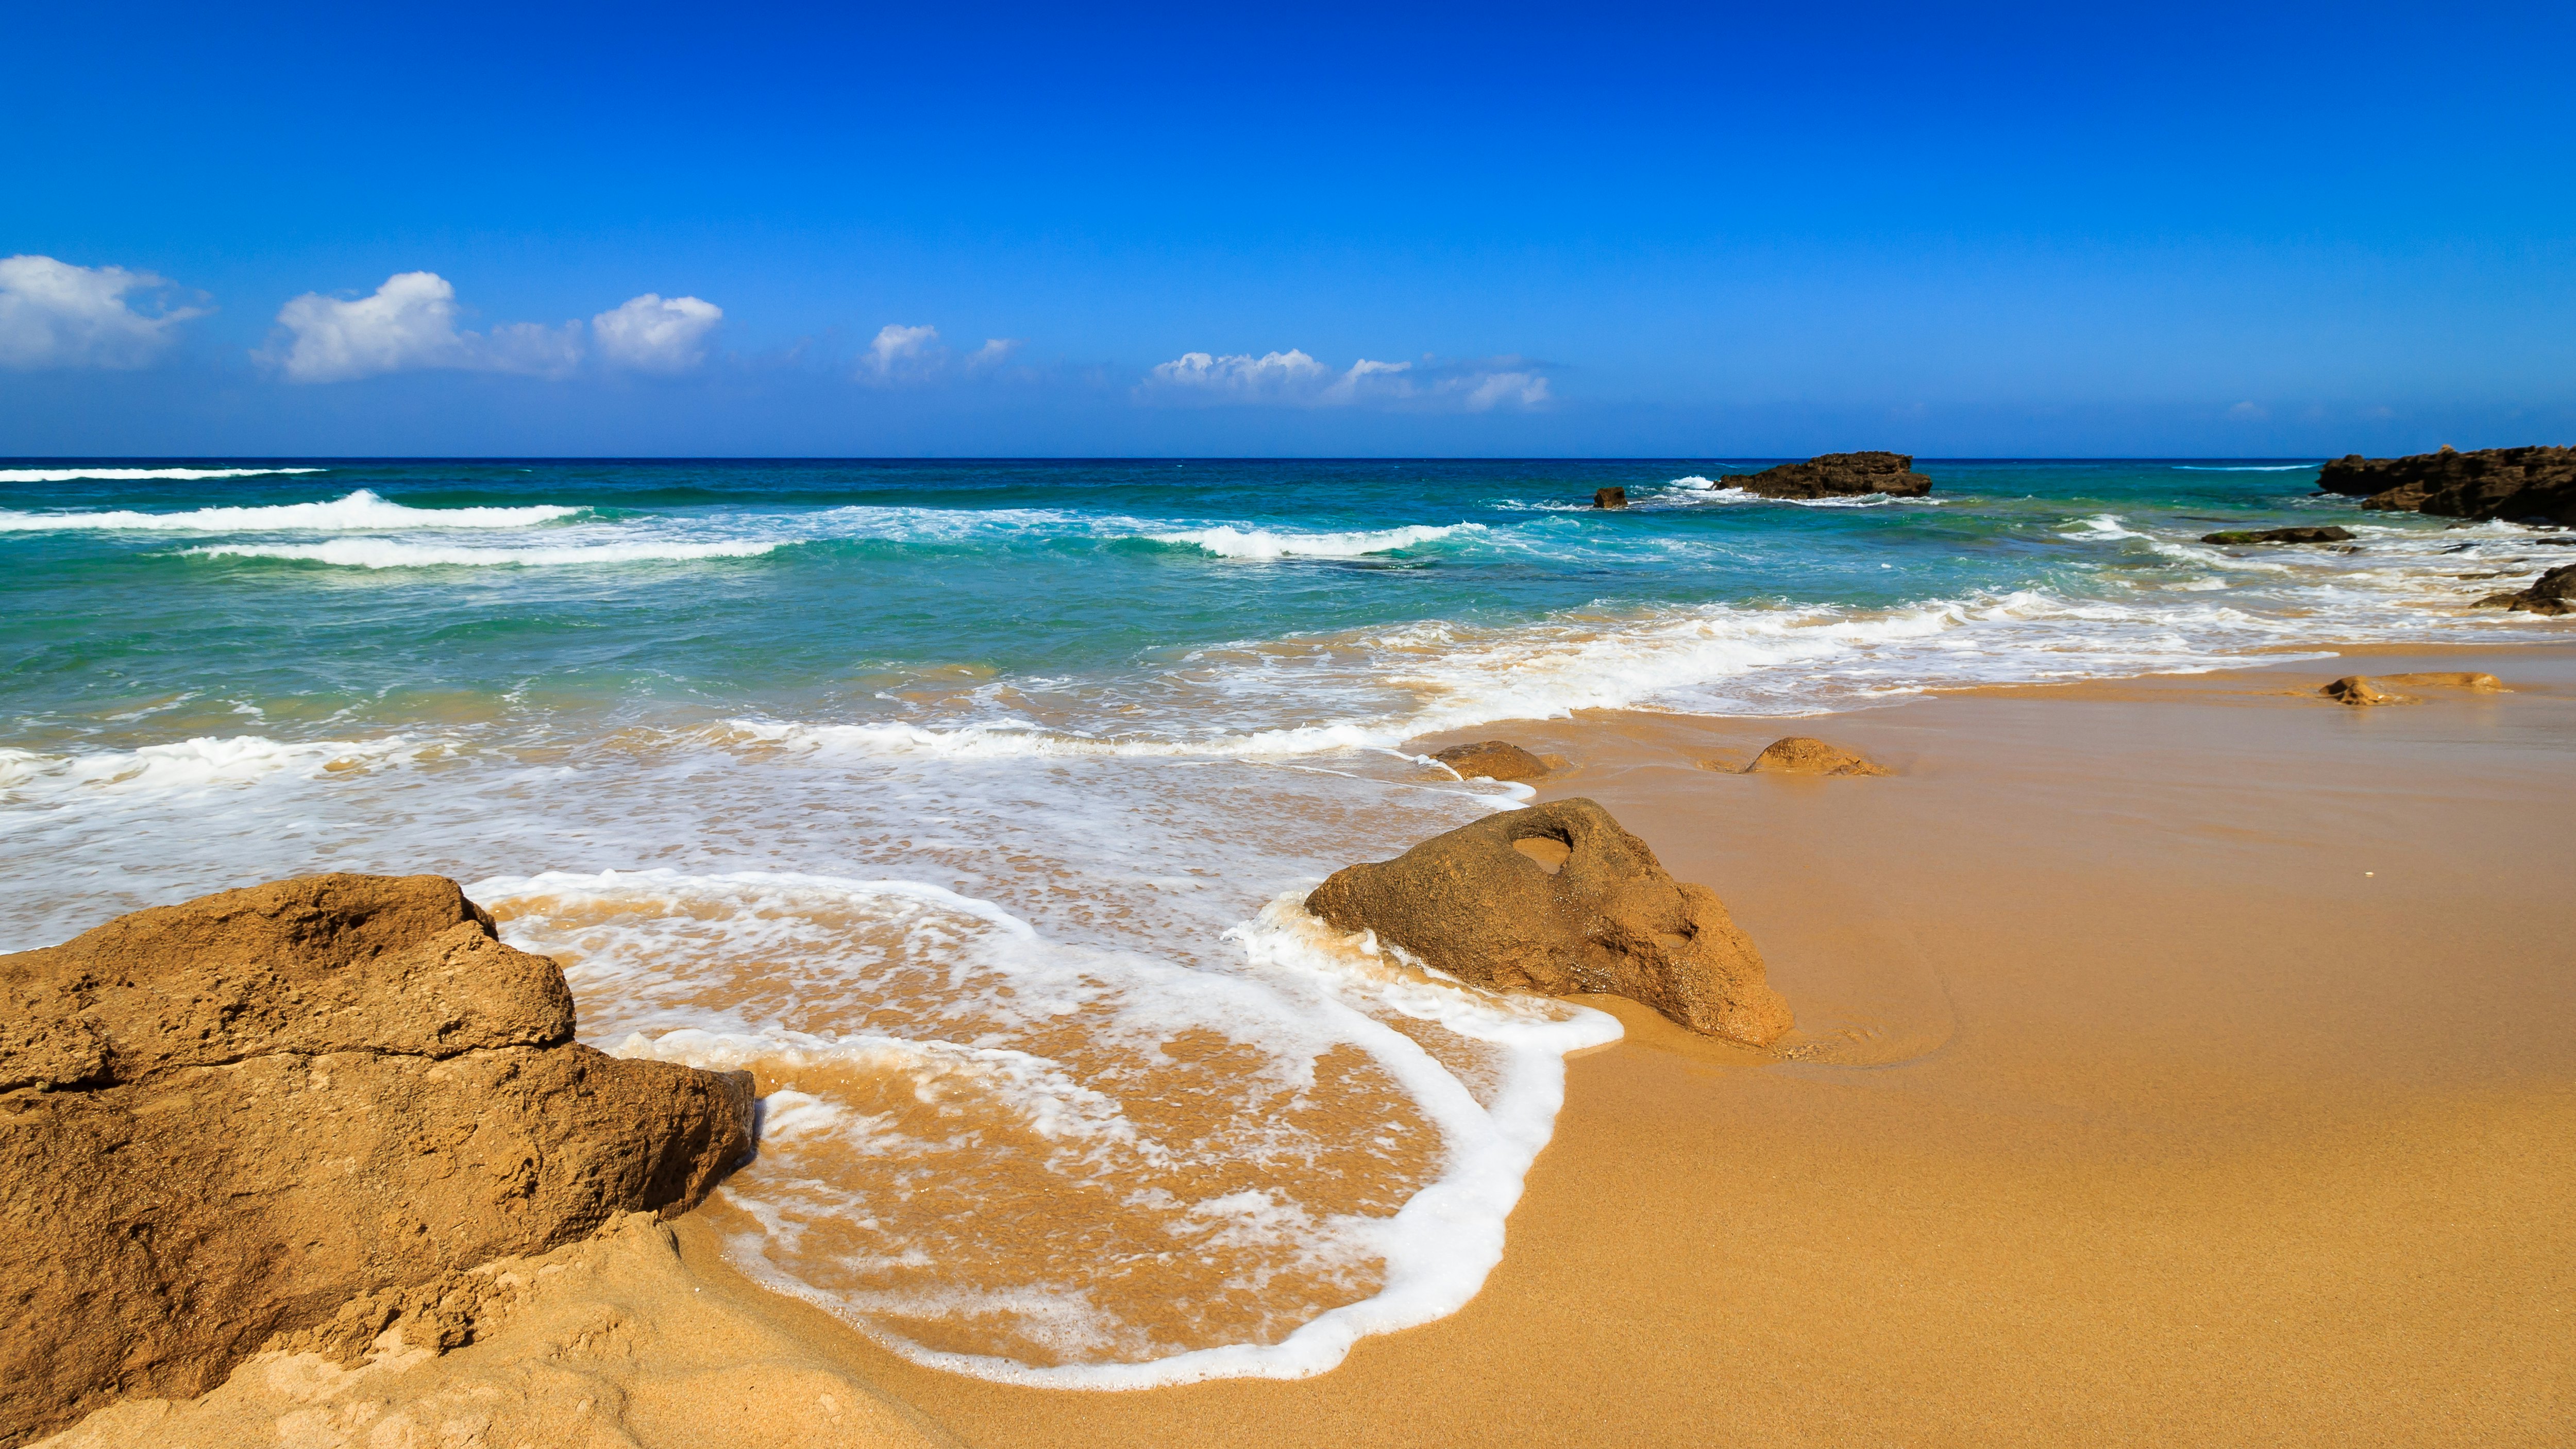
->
[182,537,779,568]
[1673,483,1932,508]
[0,734,430,800]
[0,488,581,532]
[1148,524,1474,560]
[0,466,328,483]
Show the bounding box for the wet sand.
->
[667,642,2575,1446]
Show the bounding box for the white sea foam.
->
[1667,478,1929,508]
[1149,524,1473,559]
[0,488,581,532]
[2059,512,2146,540]
[0,734,428,800]
[183,537,780,568]
[719,717,1415,761]
[456,868,1614,1386]
[2171,463,2321,471]
[0,466,328,482]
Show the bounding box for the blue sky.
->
[5,1,2571,457]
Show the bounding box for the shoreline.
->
[36,637,2576,1446]
[728,638,2576,1444]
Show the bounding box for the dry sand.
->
[50,642,2575,1447]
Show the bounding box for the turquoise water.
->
[3,457,2562,1383]
[1,458,2542,754]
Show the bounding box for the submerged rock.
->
[1743,737,1891,776]
[2376,671,2506,692]
[2317,446,2576,526]
[0,874,755,1448]
[2473,563,2576,616]
[2199,525,2356,545]
[1431,740,1553,782]
[1721,451,1932,500]
[1593,486,1628,509]
[1304,798,1793,1046]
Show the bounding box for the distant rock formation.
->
[2317,445,2576,526]
[2199,526,2355,545]
[1431,740,1554,782]
[1305,798,1792,1046]
[1742,737,1891,776]
[1723,451,1932,500]
[2474,563,2576,616]
[1593,486,1628,509]
[0,874,755,1448]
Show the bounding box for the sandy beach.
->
[633,641,2572,1447]
[34,640,2574,1447]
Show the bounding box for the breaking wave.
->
[1148,524,1475,559]
[0,488,581,532]
[0,466,328,482]
[182,537,780,568]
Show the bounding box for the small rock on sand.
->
[2321,676,2401,705]
[1432,740,1553,781]
[1743,737,1891,776]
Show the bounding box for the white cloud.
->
[0,255,205,370]
[272,272,467,381]
[1140,348,1551,411]
[1461,370,1550,411]
[268,272,585,382]
[1150,348,1335,400]
[2227,400,2268,421]
[866,323,942,377]
[965,338,1023,373]
[593,293,723,374]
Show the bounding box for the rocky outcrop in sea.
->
[2475,563,2576,616]
[2317,445,2576,526]
[0,874,755,1448]
[1723,451,1932,500]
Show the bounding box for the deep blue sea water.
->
[3,457,2564,1382]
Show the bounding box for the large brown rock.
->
[1305,799,1792,1046]
[0,874,755,1448]
[1722,451,1932,500]
[2317,445,2576,526]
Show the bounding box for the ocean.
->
[1,457,2559,1384]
